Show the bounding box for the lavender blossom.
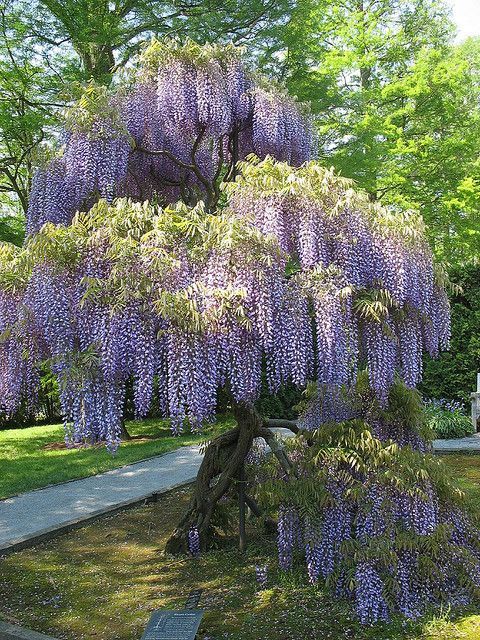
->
[255,565,268,589]
[188,525,200,557]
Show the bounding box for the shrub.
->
[250,380,480,623]
[424,398,474,439]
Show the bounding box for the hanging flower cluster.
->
[0,290,40,414]
[188,525,201,557]
[27,86,131,236]
[253,383,480,623]
[1,155,450,449]
[255,565,268,589]
[0,243,41,415]
[1,197,311,446]
[252,87,312,164]
[226,158,451,401]
[26,159,74,235]
[26,40,313,234]
[149,40,312,161]
[298,372,430,451]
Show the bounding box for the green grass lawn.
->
[438,453,480,498]
[0,416,233,499]
[1,454,480,640]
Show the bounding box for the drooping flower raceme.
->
[255,565,268,589]
[0,154,450,450]
[188,525,200,557]
[227,159,450,401]
[26,41,313,234]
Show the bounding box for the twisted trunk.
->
[165,402,263,554]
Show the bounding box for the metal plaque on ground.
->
[140,609,204,640]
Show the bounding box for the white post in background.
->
[471,373,480,432]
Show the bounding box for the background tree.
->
[0,1,75,227]
[0,9,49,218]
[374,40,480,265]
[266,0,480,264]
[28,0,295,85]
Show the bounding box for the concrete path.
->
[433,433,480,452]
[0,444,203,554]
[0,620,58,640]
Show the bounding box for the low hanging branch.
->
[165,402,300,553]
[256,426,294,476]
[265,418,299,433]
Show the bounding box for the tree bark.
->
[266,418,299,433]
[165,401,263,554]
[120,420,132,441]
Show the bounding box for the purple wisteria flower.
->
[188,525,200,558]
[255,565,268,589]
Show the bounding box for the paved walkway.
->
[433,433,480,452]
[0,444,203,554]
[1,430,479,554]
[0,620,58,640]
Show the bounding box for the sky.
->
[450,0,480,40]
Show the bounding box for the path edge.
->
[0,620,59,640]
[1,442,203,501]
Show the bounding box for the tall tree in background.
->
[269,0,479,264]
[31,0,294,84]
[376,40,480,264]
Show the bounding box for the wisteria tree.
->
[0,39,478,623]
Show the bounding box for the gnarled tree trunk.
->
[165,402,263,554]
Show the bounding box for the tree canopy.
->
[0,0,293,224]
[0,41,449,450]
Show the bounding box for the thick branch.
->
[266,418,299,434]
[135,127,218,211]
[256,426,293,476]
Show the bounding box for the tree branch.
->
[2,167,28,212]
[265,418,299,434]
[256,426,294,476]
[136,127,218,211]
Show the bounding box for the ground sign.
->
[140,610,204,640]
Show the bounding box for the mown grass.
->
[438,453,480,506]
[1,455,480,640]
[0,416,233,499]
